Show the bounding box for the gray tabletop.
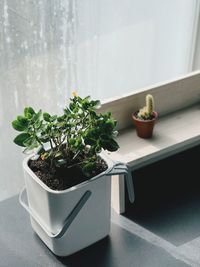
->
[0,195,188,267]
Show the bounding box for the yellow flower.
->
[72,91,78,97]
[40,154,45,160]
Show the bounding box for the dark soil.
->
[28,157,108,191]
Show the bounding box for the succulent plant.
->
[137,94,155,120]
[12,94,119,177]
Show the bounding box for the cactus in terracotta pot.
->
[137,94,154,120]
[132,94,158,138]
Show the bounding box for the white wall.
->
[76,0,198,100]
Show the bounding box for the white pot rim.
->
[23,151,114,195]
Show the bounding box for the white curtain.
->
[76,0,199,100]
[0,0,78,200]
[0,0,198,200]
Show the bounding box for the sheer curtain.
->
[76,0,199,100]
[0,0,198,200]
[0,0,78,200]
[193,4,200,70]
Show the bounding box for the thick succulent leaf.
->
[43,112,51,122]
[33,110,42,121]
[50,115,57,122]
[13,133,31,147]
[102,138,119,152]
[12,120,27,131]
[91,100,101,109]
[17,116,28,126]
[24,107,35,118]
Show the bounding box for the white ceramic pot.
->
[19,152,134,256]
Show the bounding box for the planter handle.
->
[106,162,135,203]
[19,187,92,239]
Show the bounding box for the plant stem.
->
[49,139,53,150]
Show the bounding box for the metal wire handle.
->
[106,162,135,203]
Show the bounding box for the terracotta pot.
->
[132,111,158,138]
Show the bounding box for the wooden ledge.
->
[107,104,200,170]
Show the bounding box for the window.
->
[0,0,199,200]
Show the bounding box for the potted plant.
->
[132,94,158,138]
[12,93,134,256]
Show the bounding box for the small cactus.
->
[137,94,155,120]
[146,94,154,115]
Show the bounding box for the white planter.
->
[19,152,134,256]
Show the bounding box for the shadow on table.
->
[125,145,200,246]
[56,236,112,267]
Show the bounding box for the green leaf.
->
[69,138,76,145]
[23,136,34,146]
[82,101,90,110]
[57,115,65,122]
[100,134,110,141]
[24,107,35,118]
[17,116,28,126]
[91,100,101,109]
[69,102,75,111]
[83,96,91,101]
[105,119,115,130]
[33,110,42,122]
[34,119,42,129]
[84,137,95,146]
[95,145,101,153]
[102,138,119,152]
[50,115,57,122]
[78,108,83,115]
[23,137,40,150]
[13,133,31,147]
[12,120,27,131]
[74,138,82,148]
[64,108,71,115]
[82,162,95,176]
[43,112,51,122]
